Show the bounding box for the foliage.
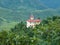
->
[0,16,60,45]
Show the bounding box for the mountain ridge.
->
[0,0,60,10]
[0,7,60,22]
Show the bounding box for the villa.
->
[26,15,41,28]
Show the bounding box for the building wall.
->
[26,21,40,28]
[27,21,35,28]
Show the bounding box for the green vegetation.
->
[0,22,18,31]
[0,0,60,45]
[0,7,60,31]
[0,7,60,22]
[0,16,60,45]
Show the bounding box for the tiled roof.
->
[27,19,41,22]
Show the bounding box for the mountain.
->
[0,0,60,31]
[0,0,47,10]
[0,0,60,22]
[40,0,60,9]
[0,0,60,10]
[0,7,60,22]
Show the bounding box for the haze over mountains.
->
[0,0,60,10]
[0,0,60,22]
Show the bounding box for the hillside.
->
[0,16,60,45]
[0,0,48,10]
[0,0,60,22]
[0,7,60,22]
[0,0,60,10]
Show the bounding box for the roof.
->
[27,19,41,22]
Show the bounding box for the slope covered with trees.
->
[0,16,60,45]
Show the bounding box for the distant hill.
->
[0,0,47,10]
[0,0,60,10]
[0,7,60,22]
[40,0,60,9]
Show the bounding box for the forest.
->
[0,16,60,45]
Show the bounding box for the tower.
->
[30,14,34,20]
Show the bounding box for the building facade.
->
[26,15,41,28]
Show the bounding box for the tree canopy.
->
[0,16,60,45]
